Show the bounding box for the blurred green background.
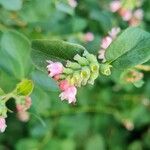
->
[0,0,150,150]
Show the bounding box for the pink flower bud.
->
[101,36,112,49]
[0,117,7,133]
[47,61,63,77]
[59,80,70,91]
[110,0,121,12]
[25,96,32,110]
[59,86,77,104]
[17,111,30,122]
[119,8,132,21]
[84,32,94,42]
[53,75,60,80]
[98,49,106,60]
[68,0,77,8]
[133,9,143,20]
[108,27,120,39]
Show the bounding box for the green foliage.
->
[0,30,32,79]
[0,0,150,150]
[31,39,86,72]
[15,79,34,96]
[0,0,23,11]
[106,27,150,70]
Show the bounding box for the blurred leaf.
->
[72,17,87,32]
[85,134,105,150]
[0,88,5,95]
[0,0,23,11]
[15,79,34,96]
[31,40,86,72]
[56,2,74,15]
[0,30,32,79]
[0,70,18,93]
[128,141,143,150]
[15,138,38,150]
[31,86,51,115]
[31,70,58,92]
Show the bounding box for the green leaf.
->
[15,138,38,150]
[0,30,32,79]
[0,0,23,11]
[105,27,150,71]
[85,135,105,150]
[106,27,150,65]
[31,70,58,92]
[15,79,34,96]
[31,39,86,72]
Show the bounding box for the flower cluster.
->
[122,69,143,83]
[0,100,7,133]
[16,96,32,122]
[98,27,120,61]
[110,0,143,26]
[47,51,99,104]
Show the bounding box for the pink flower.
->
[101,36,112,49]
[68,0,77,8]
[59,80,70,91]
[59,86,77,104]
[119,8,132,21]
[108,27,120,39]
[84,32,94,42]
[16,96,32,112]
[133,9,143,20]
[110,0,121,12]
[0,117,7,133]
[47,61,63,77]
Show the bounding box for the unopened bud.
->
[100,64,112,76]
[66,61,81,69]
[83,51,98,63]
[81,67,91,85]
[74,54,89,65]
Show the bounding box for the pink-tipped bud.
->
[59,80,70,91]
[119,8,132,21]
[101,36,112,49]
[59,86,77,104]
[84,32,94,42]
[110,0,121,12]
[53,75,60,80]
[47,61,63,77]
[108,27,120,39]
[0,117,7,133]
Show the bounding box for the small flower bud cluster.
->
[47,51,99,104]
[122,69,143,83]
[110,0,143,26]
[0,100,7,133]
[98,27,120,61]
[16,96,32,122]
